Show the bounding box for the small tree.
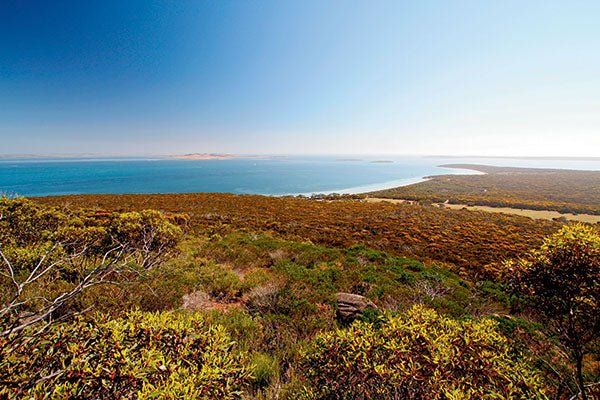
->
[0,198,183,338]
[504,224,600,400]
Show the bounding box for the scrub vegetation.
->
[35,192,560,279]
[1,195,598,399]
[372,164,600,216]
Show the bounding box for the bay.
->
[1,155,599,197]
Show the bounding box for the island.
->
[170,153,275,160]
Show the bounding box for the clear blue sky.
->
[1,0,599,156]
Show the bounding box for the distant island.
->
[171,153,276,160]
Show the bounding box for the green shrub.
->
[477,280,514,308]
[345,244,386,262]
[251,352,280,388]
[195,262,244,300]
[301,305,548,399]
[0,310,252,399]
[503,224,600,397]
[203,309,264,353]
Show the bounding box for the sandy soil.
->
[364,198,600,224]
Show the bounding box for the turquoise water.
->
[1,155,599,197]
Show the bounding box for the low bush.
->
[0,310,252,399]
[301,305,548,399]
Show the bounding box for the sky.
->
[1,0,599,157]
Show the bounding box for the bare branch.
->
[23,242,60,287]
[0,243,134,337]
[0,248,19,292]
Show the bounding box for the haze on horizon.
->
[1,1,599,158]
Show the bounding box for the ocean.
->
[1,155,599,197]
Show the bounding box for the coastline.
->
[366,163,600,217]
[290,176,432,197]
[290,165,484,196]
[2,159,596,198]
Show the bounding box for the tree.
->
[504,224,600,400]
[0,197,183,338]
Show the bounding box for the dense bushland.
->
[0,311,252,398]
[372,164,600,215]
[34,192,561,278]
[0,197,183,337]
[1,197,598,398]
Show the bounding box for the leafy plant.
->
[0,310,252,399]
[504,224,600,399]
[302,305,548,399]
[0,197,183,337]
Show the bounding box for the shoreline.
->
[289,177,431,197]
[4,162,595,199]
[289,165,484,197]
[8,165,486,198]
[365,163,600,219]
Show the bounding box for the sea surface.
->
[1,155,599,197]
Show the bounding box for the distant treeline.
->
[371,164,600,216]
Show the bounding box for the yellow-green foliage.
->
[0,197,183,260]
[301,305,548,399]
[250,352,281,388]
[505,224,599,322]
[504,224,600,397]
[0,197,184,337]
[111,210,184,268]
[0,310,252,399]
[0,196,65,246]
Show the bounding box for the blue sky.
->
[1,0,599,156]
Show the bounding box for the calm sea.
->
[1,155,599,197]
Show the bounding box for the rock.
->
[335,292,377,322]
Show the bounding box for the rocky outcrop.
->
[335,292,377,322]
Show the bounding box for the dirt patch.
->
[366,198,600,224]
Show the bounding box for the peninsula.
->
[370,164,600,216]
